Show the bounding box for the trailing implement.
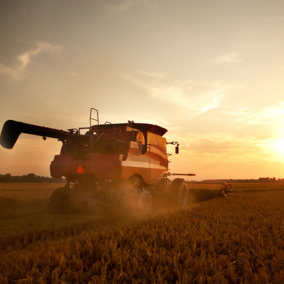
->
[0,108,229,214]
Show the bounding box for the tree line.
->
[0,173,65,183]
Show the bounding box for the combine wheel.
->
[49,186,71,212]
[222,183,232,197]
[168,178,188,208]
[49,185,88,213]
[109,176,152,217]
[50,187,66,203]
[152,178,172,209]
[136,187,152,216]
[127,176,152,216]
[157,178,172,191]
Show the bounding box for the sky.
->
[0,0,284,181]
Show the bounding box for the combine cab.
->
[0,108,230,214]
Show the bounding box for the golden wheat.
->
[0,185,283,283]
[0,183,63,199]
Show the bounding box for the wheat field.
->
[0,183,284,283]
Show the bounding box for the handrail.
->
[90,108,99,127]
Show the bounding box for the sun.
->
[274,138,284,157]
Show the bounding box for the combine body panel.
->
[49,123,169,184]
[0,108,230,214]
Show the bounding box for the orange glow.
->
[0,1,283,180]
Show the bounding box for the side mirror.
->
[167,141,179,154]
[175,146,179,154]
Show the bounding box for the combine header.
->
[0,108,230,214]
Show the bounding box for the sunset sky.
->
[0,0,284,180]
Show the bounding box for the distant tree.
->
[0,173,64,183]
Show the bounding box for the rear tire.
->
[152,178,172,209]
[49,186,88,214]
[168,178,188,208]
[136,187,152,216]
[50,187,66,203]
[49,187,68,213]
[157,178,172,192]
[109,176,152,217]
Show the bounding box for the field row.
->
[1,191,284,283]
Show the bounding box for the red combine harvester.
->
[0,108,230,213]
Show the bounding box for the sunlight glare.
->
[274,138,284,158]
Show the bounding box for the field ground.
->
[0,183,284,283]
[0,184,112,252]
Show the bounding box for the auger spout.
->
[0,120,75,149]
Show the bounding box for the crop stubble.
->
[0,183,284,283]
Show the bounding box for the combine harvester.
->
[0,108,230,214]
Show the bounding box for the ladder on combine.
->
[90,108,99,126]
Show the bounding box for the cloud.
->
[172,132,257,155]
[106,0,134,11]
[124,74,239,115]
[225,107,249,117]
[135,70,164,78]
[172,131,284,165]
[0,64,15,77]
[230,102,284,124]
[146,82,225,114]
[106,0,158,11]
[0,42,63,78]
[210,52,243,64]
